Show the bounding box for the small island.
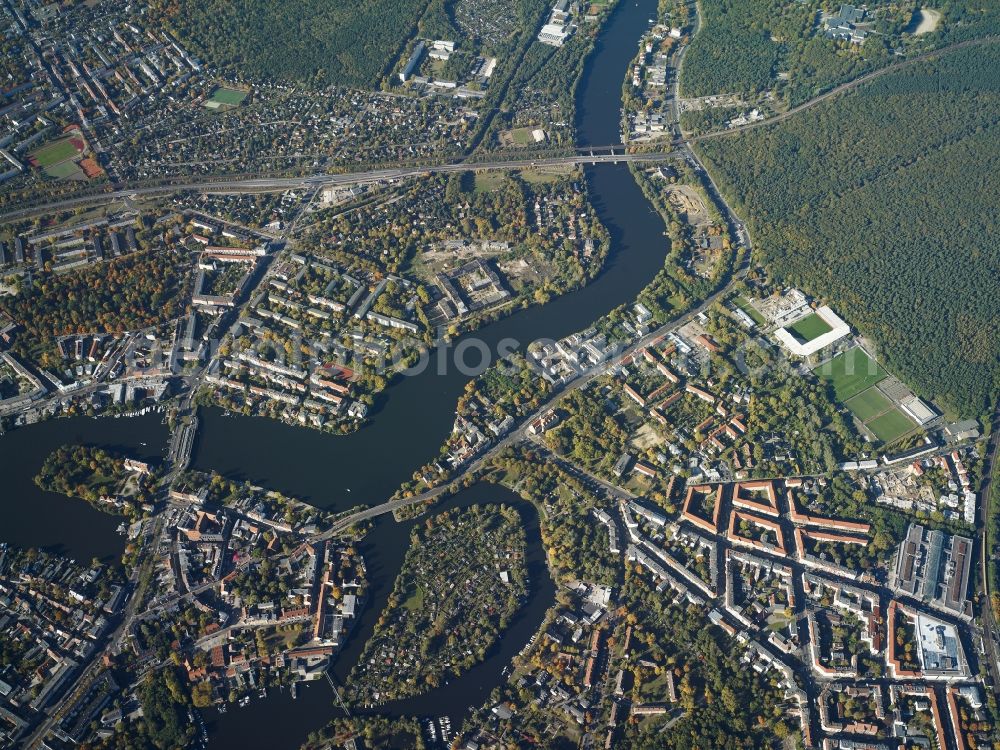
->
[348,503,528,703]
[34,444,158,517]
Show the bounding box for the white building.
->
[773,305,851,356]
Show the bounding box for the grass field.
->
[788,312,833,343]
[733,295,765,326]
[519,165,573,184]
[30,139,81,168]
[209,86,248,106]
[814,348,887,402]
[510,127,538,145]
[844,387,893,422]
[474,171,506,193]
[402,586,425,612]
[866,407,916,443]
[45,161,84,180]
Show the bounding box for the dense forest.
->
[696,44,1000,416]
[680,0,1000,105]
[680,0,782,98]
[151,0,430,86]
[152,0,545,87]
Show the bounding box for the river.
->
[0,413,169,563]
[192,0,664,512]
[2,0,663,745]
[203,482,556,749]
[203,0,662,744]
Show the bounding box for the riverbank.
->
[203,0,662,745]
[0,413,168,563]
[204,482,557,747]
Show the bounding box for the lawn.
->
[510,127,537,146]
[844,387,893,422]
[519,165,574,184]
[813,348,887,402]
[209,86,248,106]
[865,407,916,443]
[44,161,84,180]
[30,139,80,167]
[402,586,425,612]
[474,171,506,194]
[788,312,832,343]
[733,295,765,326]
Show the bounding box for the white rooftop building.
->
[773,305,851,356]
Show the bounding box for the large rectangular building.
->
[892,523,972,618]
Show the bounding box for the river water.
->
[192,0,664,511]
[203,482,555,748]
[203,0,663,744]
[0,413,168,563]
[1,0,663,745]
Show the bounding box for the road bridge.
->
[0,151,681,225]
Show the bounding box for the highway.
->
[0,150,679,225]
[11,22,1000,746]
[2,33,992,230]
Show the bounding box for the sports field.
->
[45,161,84,180]
[866,408,915,443]
[733,295,765,326]
[788,312,832,342]
[204,87,249,110]
[30,138,81,168]
[813,347,887,402]
[844,387,893,422]
[211,87,248,105]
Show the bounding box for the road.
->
[13,19,1000,745]
[313,2,756,539]
[975,405,1000,696]
[688,35,998,143]
[3,33,994,230]
[19,206,290,747]
[21,516,164,749]
[0,150,678,225]
[315,239,750,540]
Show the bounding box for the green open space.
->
[813,348,887,403]
[44,161,84,180]
[733,295,765,326]
[788,312,832,342]
[518,165,574,185]
[30,139,80,167]
[865,407,916,443]
[473,171,506,193]
[402,586,425,612]
[208,86,248,106]
[697,44,1000,417]
[510,127,538,145]
[844,387,892,422]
